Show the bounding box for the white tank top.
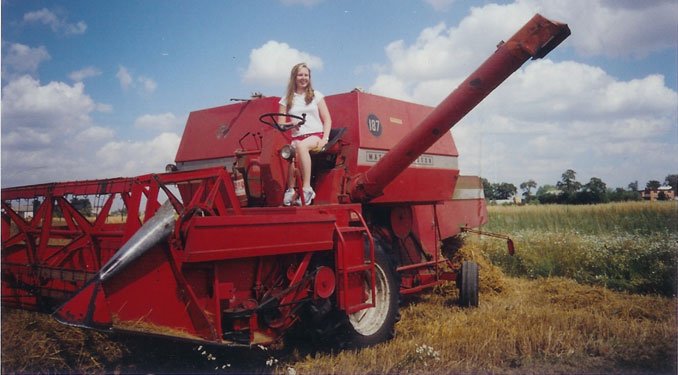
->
[279,91,324,137]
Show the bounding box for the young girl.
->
[278,63,332,205]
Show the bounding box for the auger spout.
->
[348,13,570,202]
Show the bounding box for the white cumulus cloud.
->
[1,75,117,186]
[69,66,102,82]
[242,41,323,86]
[74,126,115,143]
[532,0,677,58]
[23,8,87,35]
[116,66,134,90]
[116,66,157,94]
[137,76,157,94]
[1,75,96,132]
[0,74,178,187]
[1,43,51,78]
[423,0,457,12]
[367,0,677,188]
[134,113,184,132]
[95,133,182,177]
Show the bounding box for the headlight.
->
[280,144,296,160]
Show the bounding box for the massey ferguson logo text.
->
[365,151,433,166]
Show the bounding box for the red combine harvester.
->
[2,15,569,348]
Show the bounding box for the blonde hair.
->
[284,63,315,112]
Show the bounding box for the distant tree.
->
[627,180,639,191]
[112,207,128,219]
[609,187,641,202]
[535,184,558,203]
[556,169,581,195]
[536,184,557,197]
[481,178,494,200]
[493,182,517,200]
[520,179,538,202]
[665,174,678,193]
[480,178,518,201]
[609,187,625,202]
[32,199,40,216]
[70,197,93,217]
[584,177,606,195]
[581,177,608,203]
[646,180,661,190]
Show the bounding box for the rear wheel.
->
[458,261,479,307]
[342,243,400,347]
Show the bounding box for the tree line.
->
[482,170,678,205]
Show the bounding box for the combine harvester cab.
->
[2,14,569,348]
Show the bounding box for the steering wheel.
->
[259,113,306,132]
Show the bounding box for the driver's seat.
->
[312,127,346,153]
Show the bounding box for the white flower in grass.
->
[266,356,279,367]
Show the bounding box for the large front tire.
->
[342,244,400,347]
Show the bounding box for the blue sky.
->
[2,0,676,191]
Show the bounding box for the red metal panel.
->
[372,168,457,203]
[412,176,487,254]
[175,98,279,164]
[412,175,487,251]
[324,91,459,204]
[355,92,456,156]
[411,205,437,256]
[181,208,336,262]
[92,245,218,341]
[324,92,458,158]
[436,199,488,239]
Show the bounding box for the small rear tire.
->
[458,261,479,307]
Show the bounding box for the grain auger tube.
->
[349,13,570,202]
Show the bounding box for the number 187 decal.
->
[367,114,382,137]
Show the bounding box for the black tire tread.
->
[459,260,479,307]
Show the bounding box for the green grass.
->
[478,201,678,295]
[485,201,677,235]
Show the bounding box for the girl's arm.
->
[318,99,332,141]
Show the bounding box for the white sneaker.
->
[283,188,296,206]
[299,188,316,205]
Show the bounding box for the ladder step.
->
[345,264,371,273]
[336,263,371,273]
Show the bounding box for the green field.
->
[481,201,678,295]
